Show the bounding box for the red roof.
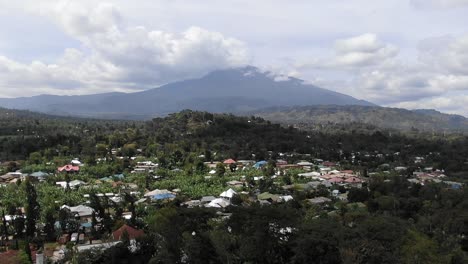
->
[58,165,80,172]
[329,177,343,183]
[344,177,362,183]
[112,224,144,240]
[323,161,336,167]
[223,159,236,164]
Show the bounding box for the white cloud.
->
[333,34,399,67]
[295,34,398,70]
[0,1,250,97]
[286,32,468,116]
[391,94,468,116]
[0,0,468,116]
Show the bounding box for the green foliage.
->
[215,163,225,177]
[401,230,443,264]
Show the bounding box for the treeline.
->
[1,109,468,178]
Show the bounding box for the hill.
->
[250,105,468,132]
[0,66,374,119]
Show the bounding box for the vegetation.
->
[252,105,468,133]
[0,108,467,263]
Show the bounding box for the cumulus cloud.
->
[296,34,398,70]
[333,34,398,67]
[342,34,468,116]
[289,32,468,116]
[0,1,250,97]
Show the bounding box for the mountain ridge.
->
[0,66,374,119]
[250,105,468,132]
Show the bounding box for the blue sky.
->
[0,0,468,116]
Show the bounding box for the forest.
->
[0,108,467,263]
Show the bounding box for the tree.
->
[401,230,441,264]
[43,209,56,241]
[348,187,370,203]
[216,163,226,176]
[13,214,25,238]
[24,239,33,263]
[229,163,237,172]
[91,211,100,240]
[1,210,8,242]
[28,152,42,165]
[124,193,137,226]
[25,177,40,238]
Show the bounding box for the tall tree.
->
[25,177,40,238]
[1,209,8,242]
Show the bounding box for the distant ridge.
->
[250,105,468,132]
[0,66,374,119]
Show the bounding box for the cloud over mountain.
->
[0,0,468,116]
[0,1,250,97]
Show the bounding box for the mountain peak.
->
[0,66,375,119]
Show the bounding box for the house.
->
[206,198,231,208]
[220,188,237,199]
[58,165,80,173]
[322,161,336,167]
[71,159,82,166]
[61,205,94,224]
[257,192,280,203]
[344,177,362,184]
[204,162,221,169]
[200,196,217,204]
[0,172,22,183]
[182,200,202,208]
[226,180,244,188]
[237,160,255,166]
[297,161,314,166]
[307,197,332,205]
[76,241,120,252]
[443,181,463,189]
[253,160,267,169]
[280,195,294,202]
[112,224,145,241]
[223,159,237,166]
[144,189,176,200]
[329,177,344,184]
[70,180,85,188]
[298,172,321,178]
[276,160,288,166]
[29,171,50,181]
[132,161,158,173]
[394,166,407,171]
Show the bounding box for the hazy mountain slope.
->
[251,105,468,132]
[0,66,374,119]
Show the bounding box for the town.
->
[0,109,467,263]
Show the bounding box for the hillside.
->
[251,105,468,132]
[0,66,374,119]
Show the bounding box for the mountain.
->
[250,105,468,132]
[0,66,374,119]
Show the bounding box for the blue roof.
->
[81,222,92,228]
[152,193,176,200]
[254,161,268,168]
[113,174,125,179]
